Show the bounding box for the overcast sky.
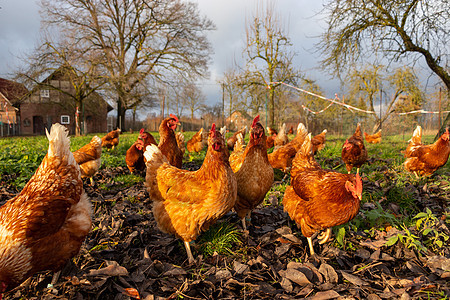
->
[0,0,339,110]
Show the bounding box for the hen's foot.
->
[317,228,332,244]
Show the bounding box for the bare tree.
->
[242,1,302,127]
[41,0,215,130]
[317,0,449,132]
[345,65,425,132]
[17,37,106,135]
[218,68,245,124]
[182,83,206,121]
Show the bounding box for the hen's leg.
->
[184,241,195,264]
[47,270,61,288]
[356,168,360,175]
[241,218,247,231]
[242,212,251,231]
[89,177,94,185]
[307,237,315,255]
[318,228,332,244]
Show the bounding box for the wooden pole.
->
[438,87,442,130]
[222,83,225,127]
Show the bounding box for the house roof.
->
[23,69,113,112]
[0,78,29,105]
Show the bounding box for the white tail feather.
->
[300,133,313,156]
[45,123,76,167]
[144,144,163,162]
[92,136,102,146]
[220,126,227,137]
[296,123,306,135]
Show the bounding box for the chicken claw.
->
[317,228,332,244]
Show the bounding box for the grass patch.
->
[196,221,242,257]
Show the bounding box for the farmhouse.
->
[0,78,27,136]
[19,70,112,135]
[226,110,252,131]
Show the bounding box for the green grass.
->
[196,221,242,256]
[1,130,449,257]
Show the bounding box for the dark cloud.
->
[0,0,340,108]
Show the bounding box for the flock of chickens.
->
[0,113,449,297]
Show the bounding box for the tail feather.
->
[296,123,308,140]
[300,133,312,157]
[409,125,422,145]
[296,123,306,135]
[46,123,76,167]
[92,136,102,147]
[291,133,315,177]
[144,144,168,166]
[234,132,245,151]
[220,126,227,137]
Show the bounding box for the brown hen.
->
[341,123,367,174]
[364,129,382,144]
[282,133,362,255]
[144,123,237,264]
[403,126,450,177]
[268,123,308,172]
[311,129,327,155]
[126,129,157,174]
[158,114,183,168]
[72,135,102,185]
[101,128,121,150]
[229,115,274,230]
[0,124,91,295]
[187,128,205,153]
[227,126,247,151]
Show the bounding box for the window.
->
[61,115,70,124]
[23,118,31,127]
[40,89,50,98]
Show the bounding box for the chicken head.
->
[167,114,180,131]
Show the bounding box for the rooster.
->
[187,128,205,153]
[283,133,362,255]
[364,129,382,144]
[341,123,367,174]
[144,123,237,264]
[0,124,91,295]
[158,114,183,168]
[229,115,274,230]
[403,126,450,177]
[101,128,121,150]
[72,135,102,185]
[311,129,327,155]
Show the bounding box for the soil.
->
[1,162,449,300]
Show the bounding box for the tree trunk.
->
[75,101,81,136]
[269,88,275,127]
[434,89,450,140]
[116,99,126,130]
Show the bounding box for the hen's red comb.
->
[169,114,179,123]
[211,123,216,132]
[252,115,260,128]
[139,128,144,134]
